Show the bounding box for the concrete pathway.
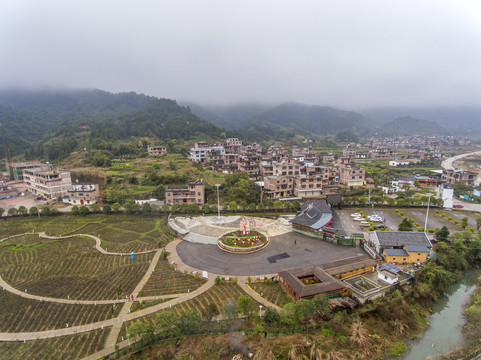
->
[104,248,162,349]
[237,278,281,311]
[0,278,215,342]
[0,226,297,360]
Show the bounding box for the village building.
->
[23,165,72,200]
[290,199,332,235]
[278,254,378,300]
[189,147,207,162]
[369,231,432,257]
[63,182,100,205]
[165,180,205,205]
[321,151,335,164]
[238,154,260,179]
[442,168,478,186]
[6,161,44,180]
[278,266,348,300]
[382,244,430,264]
[338,165,366,187]
[263,176,294,200]
[293,174,323,198]
[147,146,167,155]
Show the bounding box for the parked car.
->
[377,224,386,229]
[351,213,361,217]
[453,204,464,208]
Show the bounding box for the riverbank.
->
[401,269,481,360]
[436,272,481,360]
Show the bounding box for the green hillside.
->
[376,116,449,136]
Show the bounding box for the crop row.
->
[139,259,206,297]
[0,328,110,360]
[250,282,293,307]
[0,290,120,332]
[0,237,154,300]
[118,283,252,341]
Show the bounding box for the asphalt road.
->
[177,231,365,276]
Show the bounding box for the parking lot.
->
[334,207,474,237]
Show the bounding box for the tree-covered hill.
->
[376,116,449,136]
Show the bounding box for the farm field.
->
[0,289,120,332]
[138,258,206,297]
[0,328,110,360]
[0,214,171,253]
[0,233,154,300]
[118,283,254,342]
[250,282,293,307]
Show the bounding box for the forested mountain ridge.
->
[188,102,375,141]
[22,97,229,163]
[376,116,449,136]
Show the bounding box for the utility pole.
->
[424,196,431,232]
[215,184,221,219]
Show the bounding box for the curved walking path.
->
[0,225,292,359]
[0,278,216,342]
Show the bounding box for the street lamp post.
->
[259,305,263,318]
[215,184,221,219]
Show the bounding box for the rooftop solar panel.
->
[391,266,402,273]
[381,263,394,270]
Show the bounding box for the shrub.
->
[447,216,453,220]
[388,341,407,357]
[263,307,279,324]
[215,277,222,285]
[435,209,440,213]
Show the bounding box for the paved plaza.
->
[176,232,365,275]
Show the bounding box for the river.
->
[402,269,481,360]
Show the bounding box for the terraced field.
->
[250,282,293,307]
[139,258,207,297]
[119,283,252,341]
[0,235,154,300]
[0,328,110,360]
[0,290,121,332]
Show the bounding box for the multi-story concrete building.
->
[190,147,207,162]
[339,165,366,187]
[7,161,44,180]
[273,160,301,176]
[263,176,294,199]
[23,165,72,200]
[165,180,205,205]
[293,174,323,198]
[343,144,357,158]
[238,154,260,179]
[64,182,100,205]
[147,146,167,155]
[442,169,479,186]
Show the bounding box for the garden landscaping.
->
[217,230,269,253]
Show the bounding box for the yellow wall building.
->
[383,245,429,264]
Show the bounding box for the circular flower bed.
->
[217,230,269,254]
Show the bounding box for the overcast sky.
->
[1,0,481,108]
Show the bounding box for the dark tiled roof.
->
[375,231,432,249]
[290,200,332,230]
[279,266,346,298]
[278,254,377,299]
[384,248,409,256]
[321,254,378,276]
[405,244,429,253]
